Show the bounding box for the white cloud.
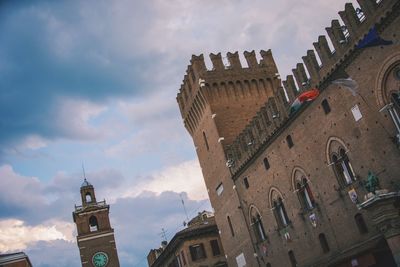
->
[20,135,47,150]
[0,219,74,252]
[121,160,208,201]
[54,97,108,140]
[117,91,177,126]
[0,165,45,206]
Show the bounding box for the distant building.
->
[72,178,120,267]
[0,252,32,267]
[176,0,400,266]
[148,211,228,267]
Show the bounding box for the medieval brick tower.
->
[176,50,288,266]
[177,0,400,266]
[73,179,120,267]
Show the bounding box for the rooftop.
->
[0,252,32,266]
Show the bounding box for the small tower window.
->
[288,250,297,267]
[227,216,235,237]
[286,135,294,148]
[189,243,206,261]
[263,157,270,170]
[85,192,92,203]
[243,177,249,189]
[203,131,209,151]
[319,233,330,253]
[321,99,331,114]
[210,239,221,256]
[355,213,368,234]
[89,216,98,232]
[216,183,224,196]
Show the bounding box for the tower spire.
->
[82,162,87,182]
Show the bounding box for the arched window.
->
[250,207,266,242]
[263,157,270,170]
[227,216,235,237]
[332,148,356,186]
[273,197,290,228]
[288,250,297,267]
[297,178,315,210]
[355,213,368,234]
[286,135,294,148]
[203,131,209,151]
[319,233,330,253]
[85,192,92,203]
[266,263,272,267]
[321,99,331,114]
[89,216,98,232]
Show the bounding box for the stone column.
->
[359,191,400,266]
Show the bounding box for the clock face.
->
[92,252,108,267]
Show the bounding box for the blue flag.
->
[357,27,393,49]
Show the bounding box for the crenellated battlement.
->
[226,0,399,178]
[177,50,281,136]
[281,0,398,102]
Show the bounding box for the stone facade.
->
[73,179,120,267]
[177,0,400,266]
[148,212,228,267]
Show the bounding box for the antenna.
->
[82,163,87,181]
[180,193,190,224]
[159,228,168,242]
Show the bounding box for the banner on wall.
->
[348,188,358,204]
[309,213,317,228]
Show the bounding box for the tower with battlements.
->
[178,0,400,266]
[177,50,288,266]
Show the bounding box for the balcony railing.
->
[74,200,107,212]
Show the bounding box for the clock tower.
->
[73,178,120,267]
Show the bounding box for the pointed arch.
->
[325,136,348,164]
[326,137,356,187]
[268,186,284,208]
[375,52,400,108]
[248,205,267,242]
[291,167,315,210]
[269,187,290,228]
[290,167,307,191]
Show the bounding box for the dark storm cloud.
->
[0,1,159,153]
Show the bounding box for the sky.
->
[0,0,359,266]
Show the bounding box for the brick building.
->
[73,178,120,267]
[148,211,227,267]
[0,252,32,267]
[177,0,400,266]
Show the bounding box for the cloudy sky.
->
[0,0,359,266]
